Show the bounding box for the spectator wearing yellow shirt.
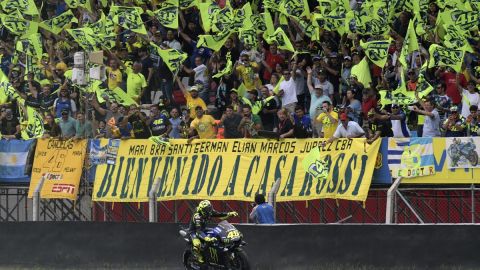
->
[235,53,261,91]
[106,59,123,90]
[190,106,217,139]
[176,77,207,119]
[315,101,339,139]
[110,52,146,102]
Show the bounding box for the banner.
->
[92,138,380,202]
[0,0,38,15]
[0,140,34,183]
[28,139,87,200]
[388,138,435,178]
[197,29,232,52]
[66,28,100,51]
[0,13,38,37]
[446,137,480,169]
[65,0,92,12]
[402,138,479,184]
[372,138,392,184]
[302,139,380,202]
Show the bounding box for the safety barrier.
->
[1,222,480,269]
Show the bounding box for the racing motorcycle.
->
[448,138,479,167]
[179,220,250,270]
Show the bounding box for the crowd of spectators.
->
[1,0,480,143]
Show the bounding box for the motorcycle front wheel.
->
[229,249,251,270]
[183,249,203,270]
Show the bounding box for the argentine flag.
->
[0,140,34,182]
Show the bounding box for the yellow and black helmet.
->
[197,200,213,217]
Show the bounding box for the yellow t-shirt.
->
[316,111,339,139]
[184,91,207,119]
[236,62,260,91]
[126,67,147,100]
[107,67,123,90]
[190,115,216,139]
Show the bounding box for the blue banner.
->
[0,139,35,183]
[372,138,392,184]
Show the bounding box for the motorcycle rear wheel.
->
[468,152,479,167]
[229,249,251,270]
[183,250,204,270]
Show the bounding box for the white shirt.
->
[422,109,441,137]
[333,121,365,138]
[294,69,306,95]
[280,77,297,106]
[461,89,480,119]
[166,40,182,51]
[312,78,334,96]
[193,64,208,83]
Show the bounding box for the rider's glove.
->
[204,236,217,243]
[227,211,238,217]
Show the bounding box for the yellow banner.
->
[93,139,380,202]
[28,139,87,200]
[403,138,479,184]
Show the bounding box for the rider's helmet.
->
[197,200,213,218]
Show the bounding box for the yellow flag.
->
[237,83,247,97]
[273,76,285,94]
[239,28,258,47]
[66,28,100,51]
[96,87,139,106]
[198,1,219,33]
[65,0,92,12]
[87,12,116,49]
[212,52,233,78]
[179,0,197,9]
[1,0,38,15]
[264,11,275,36]
[109,6,147,35]
[17,99,44,139]
[399,20,419,68]
[350,57,372,88]
[150,43,188,73]
[39,10,78,35]
[278,0,304,19]
[264,28,295,52]
[0,69,19,104]
[146,0,178,29]
[15,33,43,59]
[360,39,392,68]
[441,23,474,53]
[428,44,465,73]
[197,30,232,52]
[439,9,479,32]
[0,13,38,37]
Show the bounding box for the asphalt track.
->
[0,223,479,269]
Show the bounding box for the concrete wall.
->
[0,223,479,269]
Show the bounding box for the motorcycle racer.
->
[189,200,238,264]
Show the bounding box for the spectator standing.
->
[262,43,284,83]
[442,106,466,137]
[279,64,298,114]
[293,105,312,138]
[53,87,77,118]
[183,56,209,103]
[458,80,480,119]
[90,98,124,138]
[190,106,217,139]
[235,53,260,91]
[432,82,452,123]
[323,113,365,145]
[344,89,362,124]
[411,99,441,137]
[116,117,133,139]
[249,194,275,224]
[238,105,262,138]
[106,59,123,90]
[176,77,207,119]
[147,104,171,137]
[220,105,243,139]
[128,104,151,139]
[466,105,480,136]
[259,86,281,131]
[365,109,393,144]
[307,67,332,137]
[274,108,294,139]
[43,113,61,138]
[169,108,183,139]
[58,108,76,139]
[315,101,339,139]
[435,67,466,106]
[0,107,20,139]
[74,112,94,139]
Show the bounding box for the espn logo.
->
[52,184,75,194]
[44,173,63,181]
